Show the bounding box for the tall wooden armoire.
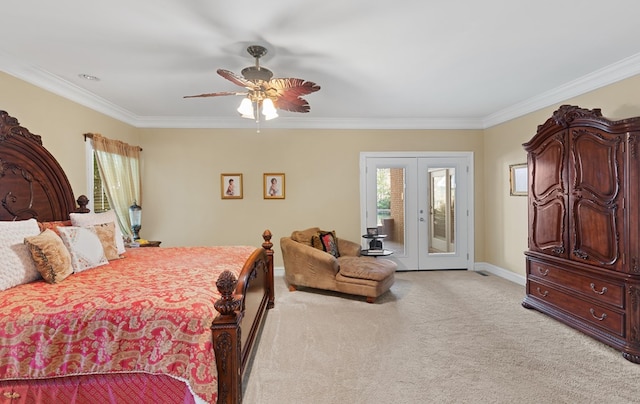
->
[522,105,640,363]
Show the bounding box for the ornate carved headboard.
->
[0,110,87,221]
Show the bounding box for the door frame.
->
[359,151,475,270]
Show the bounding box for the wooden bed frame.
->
[0,110,274,403]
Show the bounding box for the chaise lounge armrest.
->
[281,237,339,279]
[337,238,362,257]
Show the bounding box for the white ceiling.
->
[2,0,640,130]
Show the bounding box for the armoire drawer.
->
[527,260,624,308]
[528,279,624,336]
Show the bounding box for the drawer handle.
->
[536,266,549,276]
[590,283,608,295]
[3,391,20,399]
[536,287,548,297]
[589,308,607,321]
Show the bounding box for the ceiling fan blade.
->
[183,91,245,98]
[274,95,312,113]
[217,69,254,88]
[269,78,320,113]
[269,78,320,97]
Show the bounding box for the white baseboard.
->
[274,263,525,286]
[473,262,526,286]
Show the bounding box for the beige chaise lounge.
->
[280,227,396,303]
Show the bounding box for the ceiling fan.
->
[184,45,321,121]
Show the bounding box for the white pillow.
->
[57,226,109,273]
[70,211,126,255]
[0,218,41,291]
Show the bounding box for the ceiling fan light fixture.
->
[261,98,278,120]
[237,97,255,119]
[184,44,320,129]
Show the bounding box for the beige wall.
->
[483,74,640,276]
[4,69,640,272]
[138,127,484,267]
[1,72,139,196]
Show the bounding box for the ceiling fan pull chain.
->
[256,102,261,133]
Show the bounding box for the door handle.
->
[419,218,425,222]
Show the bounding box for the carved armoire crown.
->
[522,105,640,363]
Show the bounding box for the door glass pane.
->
[429,168,456,254]
[377,167,405,254]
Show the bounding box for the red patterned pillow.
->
[311,230,340,258]
[38,220,72,236]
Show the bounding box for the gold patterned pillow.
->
[24,229,73,284]
[92,222,121,260]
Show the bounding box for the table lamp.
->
[129,201,142,240]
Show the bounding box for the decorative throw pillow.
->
[0,218,41,291]
[92,221,121,260]
[24,229,73,284]
[312,230,340,258]
[38,220,72,236]
[70,211,126,255]
[57,226,109,273]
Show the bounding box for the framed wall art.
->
[221,173,243,199]
[263,173,285,199]
[366,227,379,236]
[509,163,528,196]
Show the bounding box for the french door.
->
[361,152,474,270]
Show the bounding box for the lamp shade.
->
[261,98,278,120]
[237,98,255,119]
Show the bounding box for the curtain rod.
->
[83,133,142,151]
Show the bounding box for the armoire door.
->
[526,129,569,258]
[568,127,625,271]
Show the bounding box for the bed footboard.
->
[211,230,274,404]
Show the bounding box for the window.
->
[92,153,111,213]
[85,133,141,239]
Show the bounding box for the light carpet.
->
[243,270,640,403]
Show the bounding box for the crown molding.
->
[0,50,140,125]
[3,49,640,130]
[135,116,485,130]
[483,52,640,128]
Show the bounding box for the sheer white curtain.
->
[89,133,141,239]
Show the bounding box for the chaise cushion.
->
[290,227,321,246]
[338,256,396,281]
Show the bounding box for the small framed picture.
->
[509,163,528,196]
[367,227,379,236]
[264,173,285,199]
[221,173,243,199]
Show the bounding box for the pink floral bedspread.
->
[0,245,257,404]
